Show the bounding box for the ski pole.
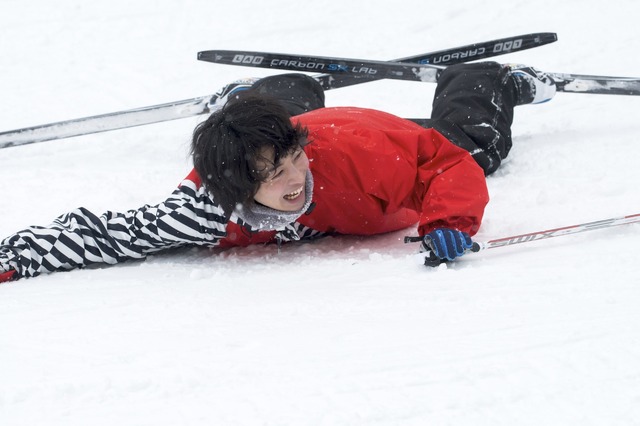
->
[405,213,640,255]
[471,213,640,252]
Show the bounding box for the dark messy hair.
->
[191,93,309,218]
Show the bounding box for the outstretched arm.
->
[0,178,227,281]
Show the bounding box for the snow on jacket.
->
[0,107,489,281]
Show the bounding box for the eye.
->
[294,149,304,160]
[271,169,284,180]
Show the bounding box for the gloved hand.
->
[0,255,17,282]
[0,269,17,283]
[421,228,474,267]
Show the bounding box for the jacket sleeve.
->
[414,129,489,236]
[0,178,228,281]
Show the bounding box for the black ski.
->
[199,50,640,96]
[198,49,443,82]
[0,33,557,149]
[312,32,557,90]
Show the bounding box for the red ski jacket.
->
[217,107,489,247]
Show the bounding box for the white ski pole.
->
[471,213,640,252]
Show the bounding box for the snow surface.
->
[2,0,640,424]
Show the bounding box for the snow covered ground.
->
[2,0,640,424]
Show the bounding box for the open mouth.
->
[283,186,304,200]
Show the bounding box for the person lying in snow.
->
[0,62,556,282]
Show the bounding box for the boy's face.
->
[253,146,309,212]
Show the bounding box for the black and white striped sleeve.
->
[0,179,228,279]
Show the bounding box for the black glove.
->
[421,228,474,267]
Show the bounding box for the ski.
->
[0,96,215,149]
[551,73,640,96]
[0,33,556,149]
[311,32,557,90]
[200,50,640,96]
[199,50,444,82]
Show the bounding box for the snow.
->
[1,0,640,424]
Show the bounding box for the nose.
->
[286,157,308,184]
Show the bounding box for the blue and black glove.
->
[420,228,474,267]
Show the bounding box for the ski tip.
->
[535,32,558,45]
